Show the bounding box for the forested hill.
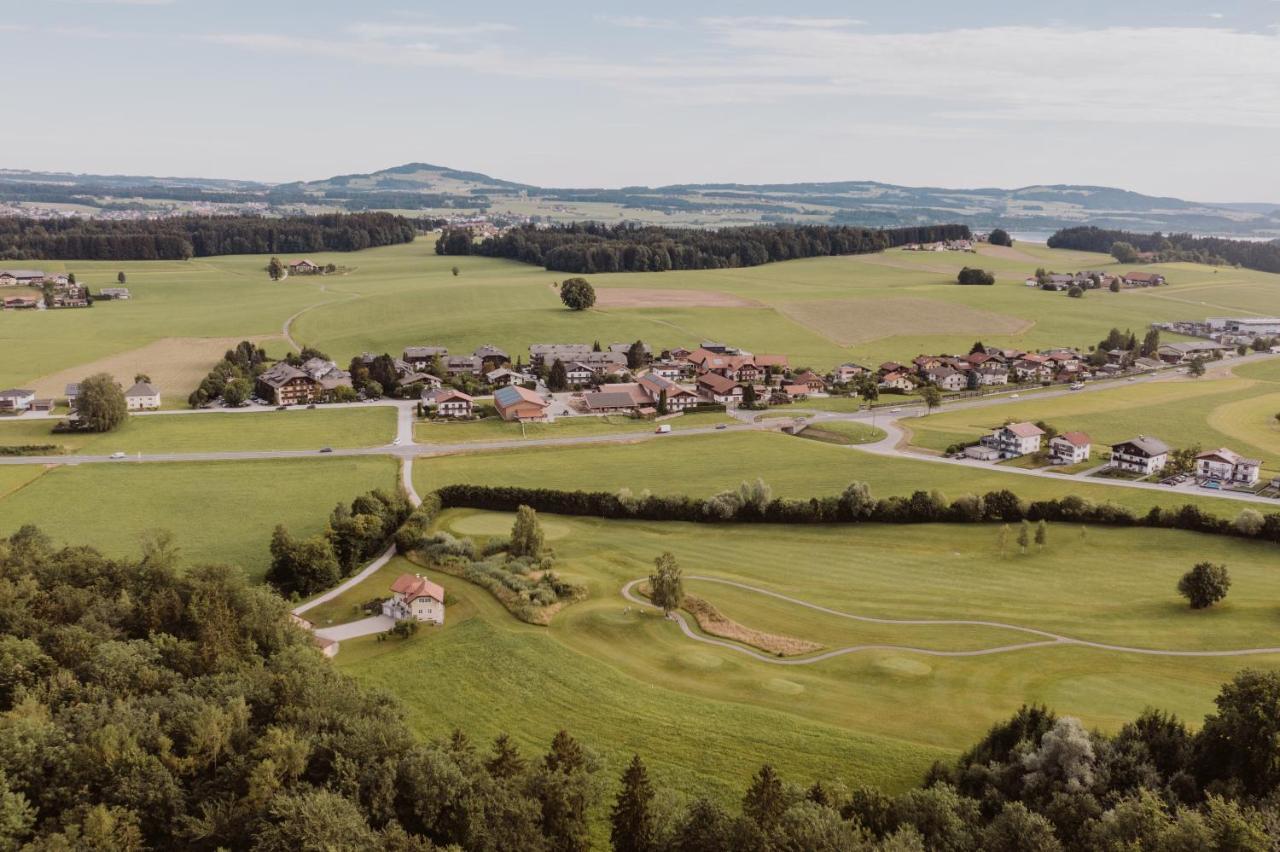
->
[436,222,971,273]
[0,212,416,260]
[1048,226,1280,274]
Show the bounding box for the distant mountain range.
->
[3,163,1279,239]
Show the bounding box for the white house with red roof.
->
[382,573,446,624]
[1049,431,1092,465]
[422,388,473,418]
[982,421,1045,458]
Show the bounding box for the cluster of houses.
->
[870,345,1096,392]
[1025,270,1166,291]
[0,378,160,414]
[1156,317,1280,349]
[0,269,130,310]
[902,239,976,252]
[963,423,1263,487]
[255,358,354,406]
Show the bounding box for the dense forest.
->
[1048,226,1280,274]
[436,222,971,273]
[6,525,1280,850]
[0,212,416,260]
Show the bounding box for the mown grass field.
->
[414,410,734,444]
[413,430,1259,517]
[0,456,397,579]
[0,407,396,454]
[334,508,1280,802]
[905,368,1280,477]
[8,237,1280,400]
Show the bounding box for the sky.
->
[3,0,1280,202]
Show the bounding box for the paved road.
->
[314,615,395,641]
[620,577,1280,664]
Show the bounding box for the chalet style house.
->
[421,388,473,418]
[1110,436,1170,475]
[255,363,321,405]
[1195,448,1261,486]
[382,574,445,624]
[288,259,321,274]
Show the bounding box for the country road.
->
[620,577,1280,664]
[3,353,1279,509]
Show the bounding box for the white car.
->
[109,452,126,460]
[1009,393,1020,399]
[391,437,401,446]
[890,407,902,413]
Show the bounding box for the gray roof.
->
[0,388,35,398]
[257,362,309,388]
[583,391,640,410]
[125,381,158,397]
[0,270,45,279]
[403,346,448,360]
[65,383,80,395]
[1114,436,1170,457]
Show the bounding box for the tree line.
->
[1048,226,1280,274]
[436,222,972,273]
[0,212,416,260]
[7,525,1280,849]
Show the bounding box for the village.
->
[0,267,130,310]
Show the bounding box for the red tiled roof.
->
[1056,431,1091,447]
[390,573,445,603]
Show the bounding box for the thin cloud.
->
[701,16,866,29]
[596,15,677,30]
[347,22,514,39]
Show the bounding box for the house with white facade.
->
[0,389,36,412]
[1049,431,1092,465]
[981,421,1045,459]
[1195,448,1261,486]
[124,381,161,411]
[422,388,474,418]
[1110,436,1170,476]
[382,574,446,624]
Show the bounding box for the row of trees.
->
[0,212,416,260]
[433,481,1280,544]
[1048,226,1280,274]
[266,488,411,596]
[9,519,1280,849]
[437,222,973,273]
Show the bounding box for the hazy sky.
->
[4,0,1280,201]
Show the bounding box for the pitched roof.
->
[583,390,642,410]
[1196,447,1260,466]
[124,381,157,398]
[754,354,789,368]
[494,385,547,409]
[257,362,311,388]
[390,573,445,603]
[697,372,739,394]
[424,388,473,404]
[1054,431,1091,447]
[1003,421,1045,438]
[1114,436,1170,456]
[0,388,35,398]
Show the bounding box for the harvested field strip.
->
[776,297,1032,346]
[594,288,761,308]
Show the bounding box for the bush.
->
[957,267,996,285]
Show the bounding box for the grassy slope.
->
[0,457,396,579]
[337,508,1280,802]
[413,431,1254,516]
[0,407,396,454]
[14,238,1278,394]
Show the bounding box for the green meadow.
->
[0,456,397,579]
[334,508,1280,801]
[414,410,734,444]
[8,236,1280,402]
[413,430,1258,517]
[0,406,396,454]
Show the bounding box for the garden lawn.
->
[797,421,887,445]
[0,407,396,454]
[0,456,397,580]
[336,508,1280,806]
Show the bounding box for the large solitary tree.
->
[648,551,683,615]
[509,505,545,559]
[559,277,596,311]
[73,373,128,432]
[1178,562,1230,609]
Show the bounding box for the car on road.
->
[1070,383,1085,391]
[319,447,333,453]
[109,452,126,460]
[1009,393,1020,399]
[307,404,317,409]
[1128,376,1138,382]
[655,424,672,434]
[276,405,287,411]
[391,437,401,446]
[715,424,728,430]
[890,407,902,413]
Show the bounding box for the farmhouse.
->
[403,345,448,367]
[792,371,827,393]
[1122,271,1166,287]
[422,388,473,418]
[0,269,45,286]
[494,385,550,421]
[484,367,523,388]
[697,372,744,405]
[981,421,1045,459]
[975,365,1010,386]
[124,381,161,411]
[288,259,321,274]
[1049,431,1092,465]
[0,389,36,412]
[637,373,700,412]
[381,574,445,624]
[255,363,320,406]
[1157,341,1227,364]
[1195,448,1261,486]
[3,295,40,310]
[582,385,652,415]
[99,287,131,299]
[1110,436,1170,476]
[473,344,509,368]
[530,343,593,368]
[300,358,354,395]
[443,355,484,377]
[922,367,966,392]
[878,371,914,392]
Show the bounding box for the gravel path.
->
[620,576,1280,664]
